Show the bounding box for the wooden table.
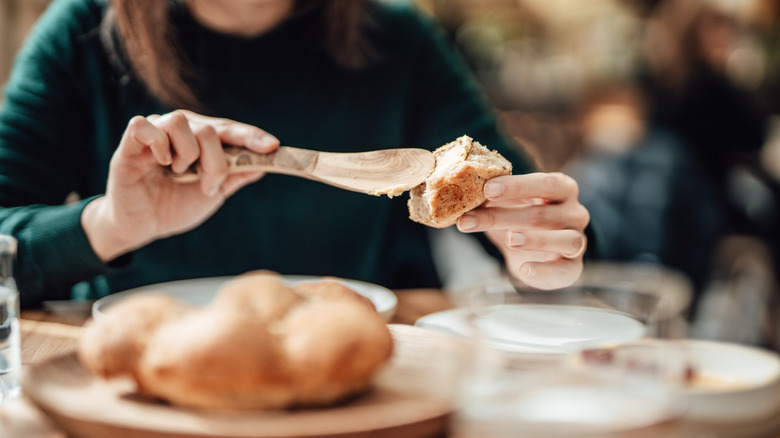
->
[4,305,87,438]
[8,289,780,438]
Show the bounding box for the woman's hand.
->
[82,110,279,262]
[456,172,590,290]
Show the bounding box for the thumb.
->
[216,121,280,154]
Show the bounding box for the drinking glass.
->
[446,262,692,437]
[0,235,20,404]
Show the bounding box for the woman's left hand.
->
[456,172,590,290]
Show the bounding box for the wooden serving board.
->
[22,324,467,438]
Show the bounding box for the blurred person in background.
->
[568,0,774,318]
[562,0,774,318]
[565,81,720,313]
[0,0,590,308]
[638,0,770,236]
[634,0,773,311]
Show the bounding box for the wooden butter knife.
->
[169,146,435,196]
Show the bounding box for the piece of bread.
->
[293,278,375,312]
[78,293,191,379]
[213,273,305,331]
[77,274,394,411]
[408,135,512,228]
[282,300,394,406]
[136,307,295,410]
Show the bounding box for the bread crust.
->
[214,273,305,328]
[293,278,375,311]
[408,136,512,228]
[282,300,394,406]
[78,293,190,379]
[136,307,295,409]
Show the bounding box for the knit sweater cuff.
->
[19,196,126,306]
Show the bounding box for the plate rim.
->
[414,303,647,353]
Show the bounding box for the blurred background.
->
[2,0,780,348]
[413,0,780,350]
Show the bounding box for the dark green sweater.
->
[0,0,531,307]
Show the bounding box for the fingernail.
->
[207,177,224,197]
[251,134,278,149]
[458,213,477,231]
[508,232,527,247]
[484,182,504,198]
[522,265,536,278]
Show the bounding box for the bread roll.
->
[293,278,374,311]
[136,307,295,410]
[213,273,305,327]
[78,293,190,379]
[408,135,512,228]
[78,274,394,410]
[282,300,394,405]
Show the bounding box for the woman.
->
[0,0,589,307]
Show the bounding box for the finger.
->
[192,123,228,196]
[176,110,279,153]
[483,172,579,206]
[151,111,201,174]
[121,116,171,165]
[458,203,589,232]
[504,229,586,257]
[516,258,584,290]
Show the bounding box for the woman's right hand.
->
[81,110,279,262]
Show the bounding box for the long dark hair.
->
[103,0,373,110]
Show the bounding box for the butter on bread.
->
[408,136,512,228]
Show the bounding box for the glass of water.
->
[0,235,20,403]
[446,272,690,438]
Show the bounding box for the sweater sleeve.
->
[0,0,115,307]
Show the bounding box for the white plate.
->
[93,276,398,322]
[679,340,780,421]
[415,304,646,354]
[572,339,780,422]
